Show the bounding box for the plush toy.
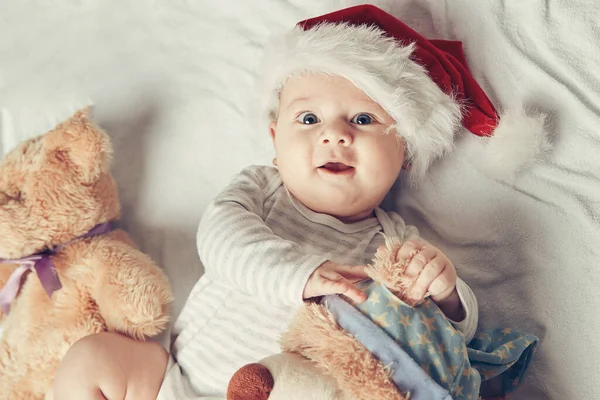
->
[228,238,538,400]
[0,108,173,399]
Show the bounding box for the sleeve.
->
[403,224,420,242]
[386,211,420,242]
[196,166,328,306]
[448,278,479,342]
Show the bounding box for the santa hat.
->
[257,4,549,182]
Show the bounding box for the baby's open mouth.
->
[319,162,354,173]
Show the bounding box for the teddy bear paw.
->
[125,311,170,340]
[109,288,173,339]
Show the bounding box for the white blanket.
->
[1,1,599,399]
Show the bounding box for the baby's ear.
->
[43,107,112,184]
[269,121,277,141]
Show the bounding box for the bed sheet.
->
[1,1,599,399]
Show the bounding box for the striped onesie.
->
[158,165,478,398]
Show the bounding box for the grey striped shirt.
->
[168,165,477,396]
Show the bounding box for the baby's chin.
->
[284,178,382,220]
[306,197,377,222]
[334,209,376,223]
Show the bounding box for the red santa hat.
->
[257,4,549,182]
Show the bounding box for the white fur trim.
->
[256,22,461,181]
[467,106,550,183]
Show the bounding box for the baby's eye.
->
[351,113,374,125]
[296,112,320,125]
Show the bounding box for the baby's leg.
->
[53,332,168,400]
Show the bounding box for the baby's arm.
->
[391,213,479,342]
[197,166,328,306]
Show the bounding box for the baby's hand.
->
[395,240,457,303]
[303,261,369,304]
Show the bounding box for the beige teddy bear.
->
[0,108,173,399]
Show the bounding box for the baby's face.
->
[270,74,405,222]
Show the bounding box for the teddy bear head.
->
[0,108,120,259]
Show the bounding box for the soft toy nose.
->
[227,362,274,400]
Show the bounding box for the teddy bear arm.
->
[90,240,173,340]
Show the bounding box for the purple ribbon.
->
[0,222,114,315]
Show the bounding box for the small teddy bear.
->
[228,238,538,400]
[0,108,173,399]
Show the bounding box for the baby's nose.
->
[320,124,353,146]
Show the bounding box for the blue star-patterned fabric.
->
[322,280,538,400]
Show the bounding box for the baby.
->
[155,72,479,397]
[52,4,548,399]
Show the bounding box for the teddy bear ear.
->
[44,106,113,184]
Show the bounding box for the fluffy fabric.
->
[0,108,173,399]
[256,4,550,183]
[465,106,551,183]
